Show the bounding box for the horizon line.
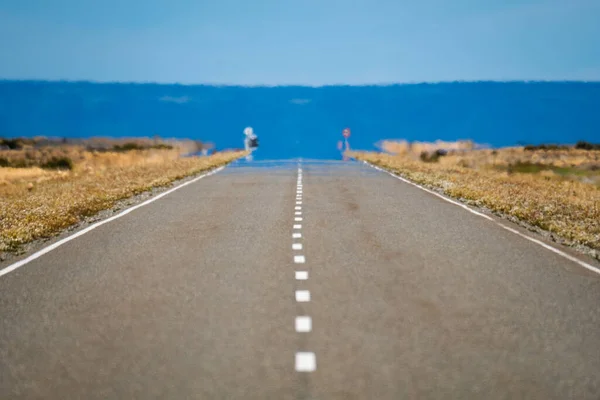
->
[1,78,600,87]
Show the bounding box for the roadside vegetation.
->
[0,136,244,255]
[349,140,600,256]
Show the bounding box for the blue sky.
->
[1,0,599,85]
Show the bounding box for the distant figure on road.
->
[339,139,350,160]
[244,127,259,161]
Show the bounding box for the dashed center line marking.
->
[295,316,312,332]
[295,290,310,302]
[295,271,308,280]
[294,164,316,373]
[295,352,316,372]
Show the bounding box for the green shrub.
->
[113,142,143,152]
[40,157,73,170]
[575,141,600,151]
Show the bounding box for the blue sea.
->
[1,80,599,160]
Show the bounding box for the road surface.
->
[1,159,600,399]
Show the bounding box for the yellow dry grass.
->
[0,150,246,253]
[376,139,476,155]
[349,149,600,252]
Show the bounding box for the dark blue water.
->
[1,80,599,160]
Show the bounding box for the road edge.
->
[361,159,600,275]
[0,164,227,277]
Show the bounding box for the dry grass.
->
[0,149,246,253]
[349,147,600,252]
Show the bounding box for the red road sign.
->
[343,128,351,138]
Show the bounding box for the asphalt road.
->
[2,158,600,399]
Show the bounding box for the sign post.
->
[342,128,351,160]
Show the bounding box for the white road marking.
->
[295,352,316,372]
[294,165,315,373]
[0,166,226,279]
[295,316,312,332]
[294,224,302,229]
[364,161,600,275]
[498,224,600,274]
[295,271,308,280]
[295,290,310,302]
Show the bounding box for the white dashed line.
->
[295,271,308,280]
[293,164,315,373]
[295,316,312,332]
[295,290,310,302]
[295,352,316,372]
